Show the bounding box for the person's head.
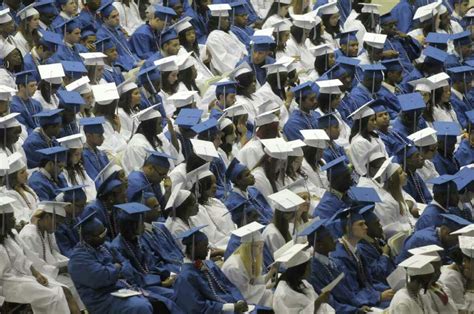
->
[215,82,237,108]
[41,119,63,138]
[438,215,471,248]
[142,152,171,184]
[0,124,22,148]
[34,203,67,233]
[385,165,408,192]
[101,4,121,27]
[148,7,176,31]
[60,187,87,218]
[161,70,179,93]
[362,209,384,239]
[82,216,108,247]
[0,19,15,37]
[195,173,217,203]
[383,63,403,86]
[342,211,368,241]
[292,83,317,112]
[178,27,198,53]
[19,13,40,35]
[175,192,199,219]
[117,208,148,241]
[86,0,101,11]
[4,47,23,72]
[60,0,78,15]
[350,113,377,141]
[462,248,474,281]
[311,225,336,255]
[118,87,141,114]
[219,121,236,154]
[321,11,340,35]
[66,147,83,168]
[454,0,470,17]
[314,52,335,76]
[398,145,425,171]
[374,108,390,131]
[367,155,386,179]
[183,230,209,260]
[16,73,37,98]
[361,66,384,93]
[432,179,460,208]
[96,37,119,63]
[161,28,180,55]
[63,22,82,45]
[419,144,438,161]
[326,159,353,192]
[7,165,29,188]
[209,15,230,32]
[380,16,398,37]
[279,259,311,292]
[227,159,255,189]
[318,114,340,140]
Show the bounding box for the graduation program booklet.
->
[321,273,345,293]
[111,289,142,298]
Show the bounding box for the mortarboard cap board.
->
[271,19,292,32]
[57,90,85,109]
[152,5,177,20]
[408,127,438,147]
[408,244,444,257]
[132,105,161,122]
[91,83,119,105]
[347,100,376,120]
[33,108,63,126]
[138,64,161,85]
[15,70,37,85]
[408,78,433,93]
[373,157,400,183]
[80,116,105,134]
[398,254,436,276]
[176,225,208,246]
[0,85,16,101]
[35,0,58,15]
[262,59,288,75]
[440,214,471,231]
[250,35,276,52]
[115,202,151,223]
[452,225,474,237]
[79,52,107,66]
[168,90,198,108]
[394,143,419,165]
[231,221,265,243]
[16,3,39,20]
[214,80,238,96]
[300,129,330,149]
[336,29,358,45]
[260,138,293,160]
[38,63,64,85]
[36,146,69,163]
[191,118,219,137]
[223,103,246,117]
[291,13,316,30]
[427,72,450,89]
[160,27,178,46]
[36,201,69,217]
[175,108,202,128]
[363,32,387,49]
[433,121,461,140]
[452,31,471,47]
[310,43,333,57]
[360,63,386,81]
[274,242,311,268]
[369,98,387,114]
[453,167,474,191]
[283,178,307,195]
[56,133,84,149]
[298,218,330,237]
[38,29,63,50]
[316,79,343,95]
[413,1,441,22]
[208,3,231,17]
[425,32,451,48]
[320,155,347,173]
[447,66,473,82]
[174,16,193,33]
[360,2,380,14]
[348,186,382,204]
[176,51,194,71]
[274,0,292,4]
[95,37,115,52]
[317,113,339,129]
[165,182,188,210]
[7,152,26,174]
[317,2,338,15]
[117,77,138,95]
[65,76,91,94]
[397,92,426,113]
[56,185,87,203]
[459,236,474,258]
[334,204,375,229]
[190,139,219,162]
[268,189,305,212]
[0,112,21,129]
[0,196,15,214]
[288,139,306,157]
[428,174,458,195]
[335,55,360,74]
[381,58,403,72]
[154,56,178,72]
[229,0,248,16]
[291,81,317,99]
[97,0,116,17]
[62,61,87,79]
[422,46,449,64]
[0,7,12,24]
[230,61,253,79]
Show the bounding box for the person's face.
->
[88,0,101,10]
[456,1,470,16]
[219,16,230,31]
[224,124,236,144]
[252,50,267,65]
[130,88,141,105]
[112,184,127,204]
[25,81,37,97]
[297,191,310,215]
[441,85,451,103]
[164,39,180,55]
[422,144,438,160]
[1,20,15,36]
[6,49,22,67]
[366,218,384,239]
[233,14,248,27]
[367,115,377,132]
[42,213,58,233]
[82,35,97,50]
[149,16,165,30]
[344,40,359,57]
[194,238,209,260]
[463,256,474,280]
[69,148,83,165]
[16,167,28,185]
[279,31,290,47]
[278,4,289,17]
[389,70,403,84]
[172,4,184,17]
[290,156,303,173]
[375,111,390,129]
[224,93,236,107]
[207,175,217,198]
[167,70,179,85]
[48,123,62,138]
[351,219,368,239]
[382,21,397,36]
[106,10,120,27]
[68,28,82,44]
[185,29,196,45]
[238,169,255,187]
[0,100,8,115]
[66,199,86,218]
[82,91,94,108]
[327,124,340,140]
[62,0,78,15]
[28,15,40,30]
[300,93,317,111]
[105,47,118,62]
[320,231,337,252]
[40,13,56,26]
[6,126,21,144]
[87,224,108,247]
[329,13,340,27]
[408,151,425,169]
[187,195,199,217]
[88,133,105,146]
[212,131,223,149]
[145,197,161,221]
[328,53,336,68]
[148,164,169,184]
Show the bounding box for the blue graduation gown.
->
[377,85,401,120]
[103,65,125,85]
[283,109,320,141]
[55,218,80,257]
[210,156,232,201]
[309,256,363,313]
[97,25,139,71]
[449,205,473,222]
[77,8,102,32]
[391,116,427,138]
[28,170,68,201]
[224,187,273,225]
[313,192,351,237]
[224,233,274,269]
[239,55,275,87]
[384,37,419,75]
[339,94,358,126]
[59,121,80,137]
[415,203,447,231]
[23,53,41,82]
[357,239,395,287]
[130,24,160,60]
[82,146,110,180]
[403,171,433,204]
[378,129,409,156]
[230,25,254,49]
[68,243,154,314]
[185,7,209,45]
[390,0,416,34]
[82,200,118,241]
[399,68,422,94]
[10,96,42,134]
[127,171,165,209]
[455,139,474,167]
[450,94,472,130]
[172,260,243,314]
[50,44,87,63]
[432,153,459,175]
[50,15,67,33]
[330,242,382,307]
[396,226,444,264]
[22,130,57,169]
[349,84,374,110]
[323,142,348,163]
[139,222,184,274]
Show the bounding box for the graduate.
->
[299,129,330,191]
[77,0,101,33]
[432,121,461,175]
[57,90,83,137]
[10,70,43,134]
[172,225,249,313]
[33,63,64,111]
[28,146,69,201]
[392,92,428,138]
[184,0,210,45]
[130,5,176,60]
[94,37,124,85]
[261,0,291,30]
[447,66,473,130]
[460,234,474,312]
[348,63,385,110]
[50,18,88,63]
[222,222,276,307]
[376,59,403,120]
[68,212,155,314]
[453,167,474,221]
[240,35,276,88]
[335,30,359,59]
[0,197,72,313]
[79,117,110,180]
[11,4,41,57]
[0,112,25,158]
[229,0,254,49]
[112,0,142,35]
[408,127,440,189]
[318,113,348,163]
[22,108,62,169]
[372,101,407,157]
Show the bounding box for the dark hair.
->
[350,115,377,141]
[38,80,57,104]
[118,88,139,115]
[308,23,324,46]
[273,207,292,242]
[161,71,179,94]
[178,28,200,56]
[179,67,200,94]
[263,2,287,24]
[262,156,279,193]
[321,14,339,37]
[317,93,336,113]
[19,15,40,49]
[65,148,87,185]
[303,146,320,169]
[290,25,305,44]
[267,72,287,100]
[136,118,163,149]
[194,175,213,204]
[358,12,379,32]
[277,261,309,294]
[0,213,15,244]
[236,72,255,99]
[185,153,207,173]
[314,54,332,76]
[219,123,235,155]
[93,101,117,121]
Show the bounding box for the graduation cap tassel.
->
[218,16,221,30]
[72,190,76,220]
[1,212,4,235]
[191,234,196,260]
[277,68,281,90]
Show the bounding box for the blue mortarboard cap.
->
[38,30,63,50]
[15,70,37,85]
[36,146,69,162]
[57,90,85,108]
[317,113,339,129]
[394,144,418,165]
[95,37,115,52]
[423,46,449,64]
[127,183,153,203]
[62,61,87,78]
[214,80,237,96]
[370,98,387,113]
[57,17,81,33]
[425,32,451,48]
[380,12,397,24]
[433,121,461,138]
[298,218,330,237]
[191,118,219,136]
[291,81,317,99]
[115,202,151,222]
[160,27,178,46]
[466,110,474,126]
[348,186,382,204]
[230,0,247,15]
[440,213,471,230]
[336,29,358,45]
[57,185,87,202]
[98,0,115,17]
[360,63,386,80]
[80,117,105,134]
[452,31,472,47]
[175,108,202,128]
[320,156,348,177]
[176,225,208,245]
[454,167,474,191]
[145,150,175,168]
[138,65,161,86]
[153,5,177,20]
[428,174,458,194]
[447,66,473,82]
[81,29,95,39]
[226,158,248,182]
[96,178,122,196]
[397,92,425,112]
[335,204,375,227]
[336,56,359,74]
[74,211,103,234]
[251,35,275,51]
[33,108,64,126]
[381,58,403,72]
[324,64,346,79]
[35,0,59,14]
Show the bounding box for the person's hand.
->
[163,176,172,192]
[410,206,420,218]
[357,305,372,313]
[114,263,122,270]
[382,50,399,59]
[382,244,391,256]
[35,273,49,286]
[380,289,395,301]
[234,300,248,313]
[237,122,247,135]
[396,31,408,38]
[161,276,176,287]
[86,43,96,51]
[210,248,225,258]
[112,115,121,132]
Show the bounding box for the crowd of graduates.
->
[0,0,474,312]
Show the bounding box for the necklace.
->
[410,172,427,204]
[37,228,53,262]
[123,238,149,274]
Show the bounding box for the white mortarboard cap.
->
[0,112,21,128]
[175,16,193,33]
[408,244,444,257]
[0,152,8,176]
[7,152,26,174]
[0,41,15,59]
[398,254,436,276]
[262,59,288,74]
[408,78,433,92]
[347,100,375,120]
[373,157,400,183]
[278,56,297,72]
[413,1,441,22]
[310,44,333,57]
[17,3,38,20]
[268,189,305,212]
[132,104,161,122]
[186,162,210,184]
[190,139,219,162]
[408,127,437,147]
[300,129,330,149]
[360,3,381,14]
[459,236,474,257]
[284,178,308,194]
[80,52,107,66]
[154,56,178,72]
[38,63,65,85]
[427,72,450,89]
[260,138,292,159]
[0,85,16,101]
[224,103,246,117]
[0,196,15,214]
[56,133,84,149]
[232,221,265,243]
[166,183,191,210]
[451,224,474,237]
[316,79,343,94]
[219,117,233,131]
[91,83,119,105]
[291,13,316,30]
[271,19,292,32]
[208,3,231,17]
[317,2,339,15]
[36,201,69,217]
[288,139,306,157]
[275,0,292,4]
[257,99,279,114]
[368,150,386,163]
[255,111,279,127]
[65,76,91,94]
[168,90,198,108]
[253,28,274,38]
[274,242,311,268]
[94,159,122,182]
[231,61,253,79]
[117,77,138,95]
[176,51,194,71]
[0,8,12,24]
[363,32,387,49]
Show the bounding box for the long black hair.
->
[178,27,200,57]
[179,66,200,94]
[277,261,309,294]
[349,115,378,142]
[118,88,140,115]
[161,71,179,94]
[321,14,340,37]
[308,23,324,46]
[236,72,255,99]
[290,25,305,45]
[136,118,163,149]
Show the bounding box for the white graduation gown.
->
[349,134,388,176]
[261,15,283,30]
[62,169,97,202]
[0,236,69,313]
[112,1,142,35]
[282,36,315,76]
[32,90,59,111]
[423,284,458,314]
[169,163,189,190]
[439,265,465,310]
[273,279,335,314]
[98,120,128,157]
[251,166,274,201]
[5,188,39,225]
[417,159,439,193]
[206,30,247,75]
[201,198,236,236]
[189,204,229,250]
[11,32,30,57]
[262,223,286,256]
[389,288,430,314]
[177,46,214,92]
[117,108,136,141]
[255,82,289,129]
[221,254,273,307]
[164,216,189,252]
[237,138,264,170]
[235,94,262,123]
[433,105,460,125]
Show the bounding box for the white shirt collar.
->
[382,81,396,93]
[451,88,463,101]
